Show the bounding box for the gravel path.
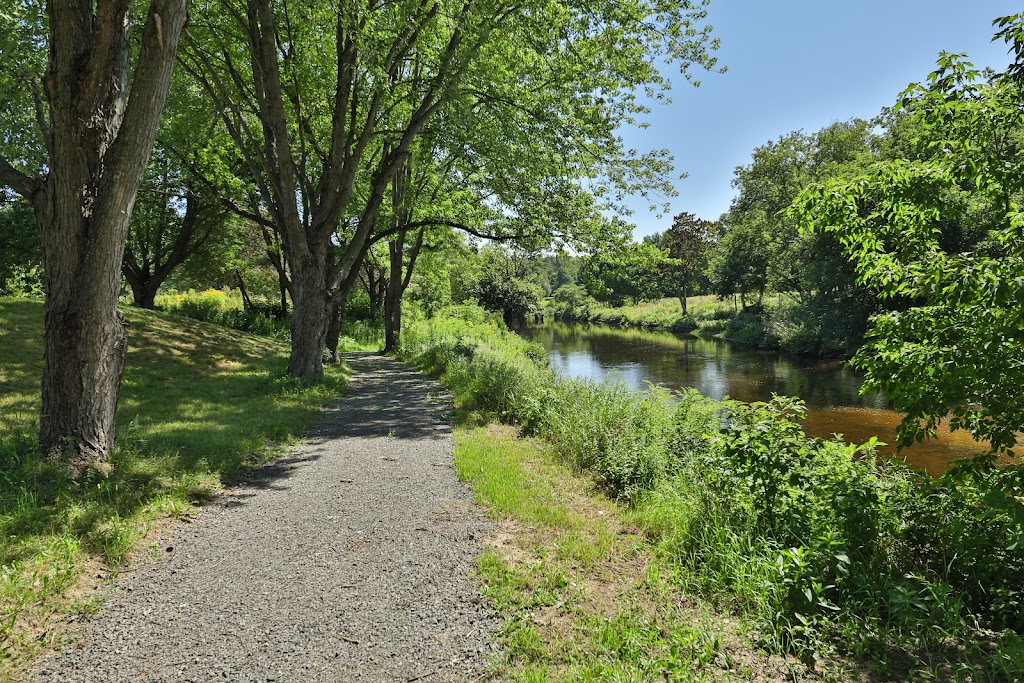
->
[34,353,498,682]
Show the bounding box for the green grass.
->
[455,426,810,682]
[406,306,1024,682]
[584,295,733,333]
[0,298,349,678]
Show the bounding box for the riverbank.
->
[401,306,1024,682]
[560,295,859,358]
[517,322,986,475]
[455,424,813,681]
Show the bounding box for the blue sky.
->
[622,1,1021,238]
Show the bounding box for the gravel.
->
[34,353,499,683]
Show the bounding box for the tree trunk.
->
[135,282,158,309]
[678,284,688,314]
[38,193,130,475]
[123,268,159,309]
[278,276,290,317]
[236,270,253,311]
[288,257,330,377]
[384,230,407,352]
[0,0,190,475]
[325,295,347,364]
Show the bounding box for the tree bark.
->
[384,233,405,352]
[0,0,190,474]
[288,254,330,377]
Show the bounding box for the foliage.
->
[404,308,1024,679]
[549,284,598,320]
[794,46,1024,453]
[579,242,675,306]
[470,247,545,323]
[157,289,291,339]
[0,199,39,296]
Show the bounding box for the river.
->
[516,322,985,475]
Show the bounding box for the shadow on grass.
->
[0,299,349,663]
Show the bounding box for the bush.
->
[157,289,290,339]
[404,307,1024,677]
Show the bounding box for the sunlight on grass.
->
[454,425,791,682]
[0,298,349,676]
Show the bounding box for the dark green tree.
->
[795,34,1024,453]
[662,211,713,313]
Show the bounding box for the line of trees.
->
[0,0,721,473]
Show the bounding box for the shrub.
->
[404,307,1024,677]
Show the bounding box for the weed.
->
[406,305,1024,681]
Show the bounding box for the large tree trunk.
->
[288,256,330,377]
[678,284,688,314]
[39,294,129,476]
[0,0,189,475]
[129,278,160,309]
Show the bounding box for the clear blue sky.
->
[623,1,1021,238]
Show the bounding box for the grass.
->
[405,306,1024,682]
[582,295,735,334]
[0,298,350,678]
[455,425,813,682]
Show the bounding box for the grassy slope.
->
[0,299,349,678]
[456,425,807,682]
[584,295,735,333]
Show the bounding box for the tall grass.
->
[156,288,290,338]
[155,288,384,350]
[402,305,1024,680]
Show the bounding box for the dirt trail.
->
[34,353,498,682]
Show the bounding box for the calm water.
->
[517,323,986,475]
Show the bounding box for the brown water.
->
[517,323,986,475]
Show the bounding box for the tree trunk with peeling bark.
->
[0,0,189,475]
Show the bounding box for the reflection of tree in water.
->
[518,322,888,410]
[515,322,963,472]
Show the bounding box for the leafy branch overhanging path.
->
[35,354,498,682]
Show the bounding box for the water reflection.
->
[518,323,985,475]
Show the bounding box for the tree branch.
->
[0,156,39,198]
